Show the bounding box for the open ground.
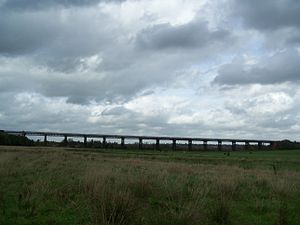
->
[0,146,300,225]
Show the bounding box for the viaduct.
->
[2,130,277,151]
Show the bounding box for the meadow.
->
[0,146,300,225]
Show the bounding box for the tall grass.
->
[0,146,300,225]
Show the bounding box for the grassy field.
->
[0,146,300,225]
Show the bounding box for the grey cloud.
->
[266,27,300,47]
[0,60,175,104]
[0,8,113,58]
[0,7,118,75]
[259,116,297,129]
[214,50,300,85]
[1,91,299,140]
[0,3,236,105]
[225,98,299,131]
[136,20,231,50]
[101,106,132,116]
[0,71,131,104]
[0,0,123,11]
[0,92,91,132]
[0,15,234,105]
[232,0,300,31]
[0,11,62,55]
[0,92,168,136]
[231,0,300,46]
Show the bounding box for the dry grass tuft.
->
[82,169,137,225]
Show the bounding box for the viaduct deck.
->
[2,130,277,151]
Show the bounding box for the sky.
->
[0,0,300,141]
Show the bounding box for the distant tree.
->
[0,133,34,146]
[276,140,300,150]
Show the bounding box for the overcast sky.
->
[0,0,300,140]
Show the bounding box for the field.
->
[0,146,300,225]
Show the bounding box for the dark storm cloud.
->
[136,20,231,50]
[232,0,300,31]
[214,50,300,85]
[0,0,124,11]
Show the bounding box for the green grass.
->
[0,146,300,225]
[69,147,300,171]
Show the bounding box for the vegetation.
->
[0,146,300,225]
[0,132,34,146]
[276,140,300,150]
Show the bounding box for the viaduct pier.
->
[2,130,276,151]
